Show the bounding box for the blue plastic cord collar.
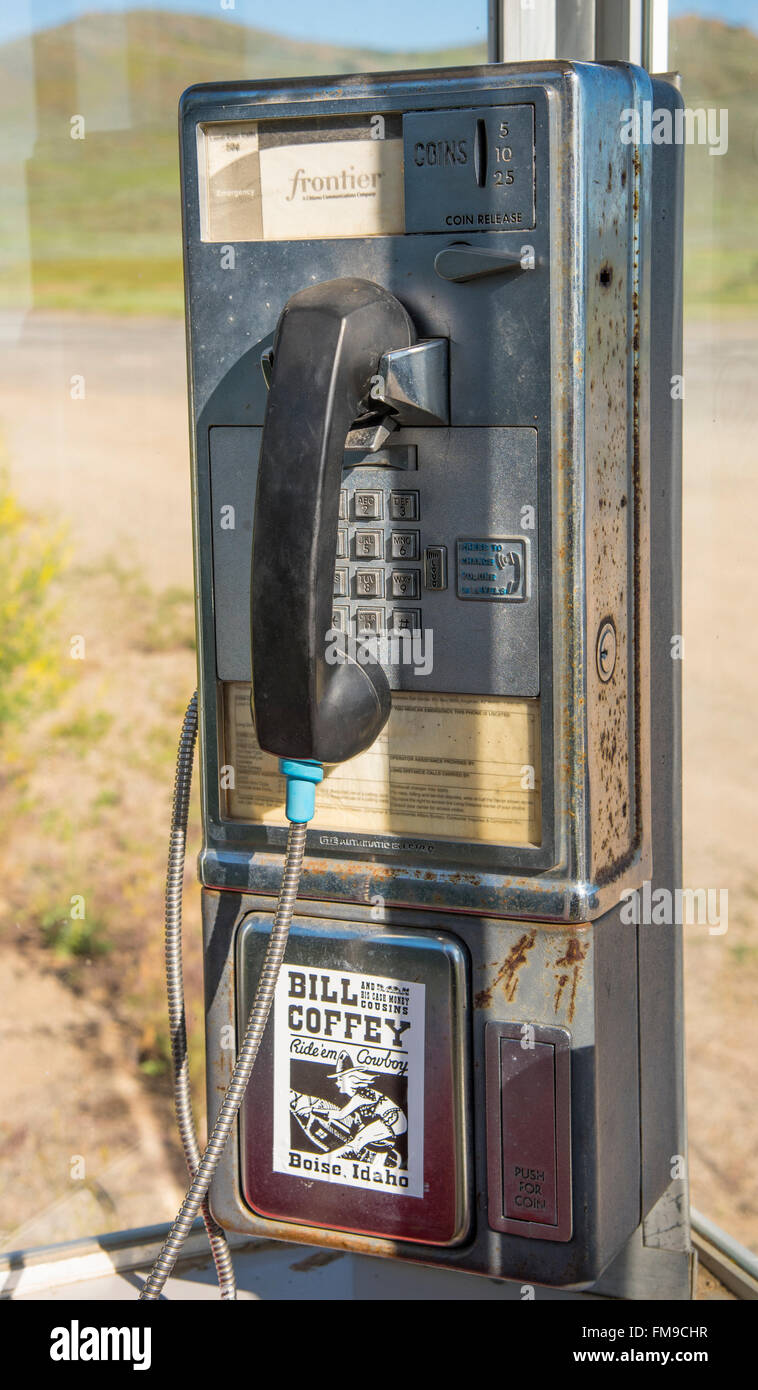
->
[279,758,324,823]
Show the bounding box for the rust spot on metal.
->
[475,930,537,1008]
[290,1249,346,1272]
[553,973,570,1011]
[557,938,588,968]
[553,937,589,1022]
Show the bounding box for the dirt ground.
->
[0,308,755,1268]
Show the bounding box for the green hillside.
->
[0,9,754,314]
[670,16,758,309]
[0,10,485,313]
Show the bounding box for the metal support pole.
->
[489,0,668,69]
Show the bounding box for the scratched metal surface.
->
[183,62,688,1295]
[203,889,643,1288]
[182,62,652,921]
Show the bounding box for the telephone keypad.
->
[334,474,427,656]
[211,425,537,694]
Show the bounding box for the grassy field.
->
[0,11,755,314]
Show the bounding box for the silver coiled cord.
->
[140,799,307,1300]
[161,691,236,1299]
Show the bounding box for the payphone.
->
[143,58,688,1299]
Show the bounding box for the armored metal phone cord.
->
[156,691,237,1299]
[139,703,313,1301]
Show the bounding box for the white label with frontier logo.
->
[258,139,404,239]
[199,121,404,241]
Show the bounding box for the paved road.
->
[0,312,192,590]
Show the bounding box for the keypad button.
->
[390,608,421,632]
[390,530,420,560]
[389,490,419,521]
[338,489,348,520]
[354,490,383,520]
[354,528,383,559]
[331,606,349,632]
[424,545,448,591]
[356,607,384,635]
[334,568,349,597]
[355,568,384,598]
[336,528,348,559]
[390,569,420,599]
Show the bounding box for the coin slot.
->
[474,118,488,188]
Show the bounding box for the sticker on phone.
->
[272,964,425,1198]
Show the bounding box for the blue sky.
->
[0,0,755,48]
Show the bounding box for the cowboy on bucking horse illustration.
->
[290,1049,408,1169]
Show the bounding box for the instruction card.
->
[223,683,541,846]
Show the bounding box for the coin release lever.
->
[434,244,531,283]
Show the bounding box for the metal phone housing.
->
[180,60,688,1293]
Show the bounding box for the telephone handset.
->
[250,277,415,764]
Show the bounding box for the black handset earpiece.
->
[250,277,415,763]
